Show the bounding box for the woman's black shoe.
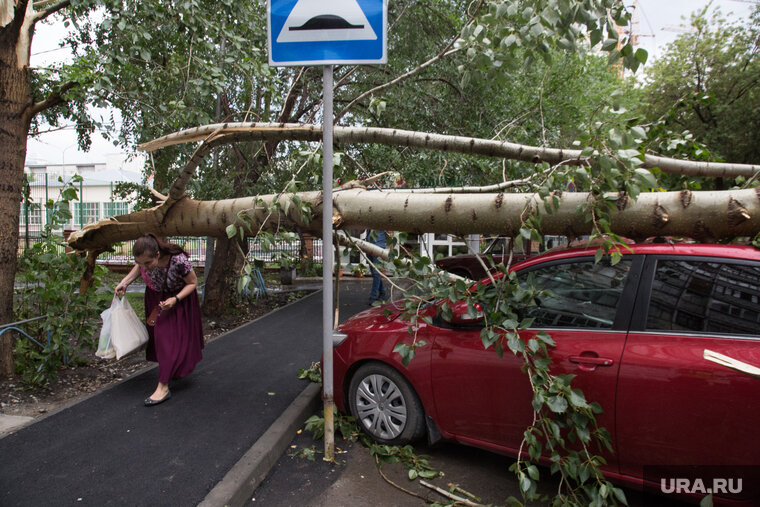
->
[144,391,171,407]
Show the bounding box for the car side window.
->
[646,259,760,336]
[518,259,632,329]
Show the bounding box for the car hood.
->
[338,300,405,331]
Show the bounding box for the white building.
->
[21,153,145,234]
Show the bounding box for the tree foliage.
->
[14,176,112,386]
[640,4,760,167]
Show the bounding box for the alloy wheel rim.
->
[355,373,407,440]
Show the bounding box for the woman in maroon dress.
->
[115,234,204,406]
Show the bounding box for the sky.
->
[24,0,757,165]
[634,0,755,59]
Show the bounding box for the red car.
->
[434,235,566,280]
[332,243,760,503]
[434,236,531,280]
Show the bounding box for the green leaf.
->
[519,475,532,493]
[393,343,415,367]
[602,38,618,51]
[536,331,555,346]
[507,332,524,353]
[634,48,648,64]
[546,395,568,413]
[225,224,237,238]
[569,389,588,408]
[613,487,629,505]
[530,23,544,37]
[634,168,657,189]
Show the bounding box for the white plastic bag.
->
[110,296,149,359]
[96,297,117,359]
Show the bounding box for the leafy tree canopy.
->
[640,4,760,169]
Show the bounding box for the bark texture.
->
[67,187,760,251]
[202,235,247,316]
[0,2,33,375]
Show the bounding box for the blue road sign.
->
[268,0,387,66]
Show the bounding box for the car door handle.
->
[704,349,760,379]
[569,355,614,367]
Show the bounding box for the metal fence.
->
[17,235,323,267]
[20,172,133,238]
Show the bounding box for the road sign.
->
[268,0,387,66]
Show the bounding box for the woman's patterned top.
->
[140,253,193,293]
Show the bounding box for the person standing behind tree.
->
[367,230,388,305]
[115,234,204,406]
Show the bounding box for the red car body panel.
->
[333,243,760,503]
[333,305,438,418]
[429,327,625,471]
[616,333,760,477]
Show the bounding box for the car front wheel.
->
[348,362,425,445]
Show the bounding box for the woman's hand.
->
[115,282,128,296]
[159,296,179,310]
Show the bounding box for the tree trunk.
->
[202,235,247,316]
[68,187,760,250]
[0,9,33,376]
[200,152,266,315]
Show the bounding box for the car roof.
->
[510,242,760,272]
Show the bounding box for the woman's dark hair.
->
[133,233,188,258]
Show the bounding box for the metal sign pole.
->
[267,0,387,464]
[321,64,335,461]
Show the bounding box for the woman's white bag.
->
[103,296,149,359]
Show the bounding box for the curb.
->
[198,382,322,507]
[0,414,34,437]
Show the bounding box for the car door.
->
[430,254,642,469]
[616,256,760,480]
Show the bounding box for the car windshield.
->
[483,237,509,255]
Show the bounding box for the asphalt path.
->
[0,281,371,507]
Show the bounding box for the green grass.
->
[124,292,145,320]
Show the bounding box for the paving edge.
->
[198,382,322,507]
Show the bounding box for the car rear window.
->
[518,259,632,329]
[646,259,760,336]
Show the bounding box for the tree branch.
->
[28,80,77,117]
[138,122,760,178]
[2,0,28,30]
[31,0,70,23]
[334,47,460,123]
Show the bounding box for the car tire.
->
[348,362,426,445]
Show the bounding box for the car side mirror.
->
[446,300,484,325]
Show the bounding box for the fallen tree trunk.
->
[67,186,760,250]
[138,122,760,178]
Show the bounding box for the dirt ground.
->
[0,291,309,419]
